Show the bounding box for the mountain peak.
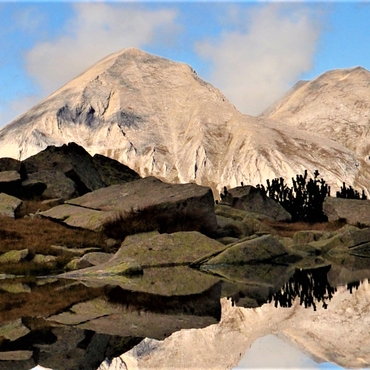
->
[0,52,368,196]
[262,65,370,159]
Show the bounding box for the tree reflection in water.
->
[347,281,360,294]
[268,265,336,311]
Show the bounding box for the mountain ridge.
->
[0,48,368,196]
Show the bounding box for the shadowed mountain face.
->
[0,48,369,195]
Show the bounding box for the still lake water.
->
[0,263,369,370]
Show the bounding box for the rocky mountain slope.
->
[99,282,370,370]
[261,66,370,191]
[0,48,368,195]
[261,66,370,155]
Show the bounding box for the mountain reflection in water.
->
[0,275,222,370]
[0,263,369,370]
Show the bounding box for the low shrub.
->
[256,170,330,223]
[336,182,367,199]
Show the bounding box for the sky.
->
[233,334,344,370]
[0,1,370,129]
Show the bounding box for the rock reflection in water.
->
[268,265,337,310]
[0,277,221,370]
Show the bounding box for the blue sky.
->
[0,1,370,129]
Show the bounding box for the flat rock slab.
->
[49,245,102,257]
[68,176,217,227]
[40,204,115,231]
[0,193,22,218]
[67,176,211,210]
[40,177,217,232]
[62,231,225,282]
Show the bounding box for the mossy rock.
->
[308,234,345,254]
[33,254,58,266]
[290,243,321,256]
[0,249,29,264]
[289,256,330,271]
[293,230,333,244]
[64,258,94,272]
[116,231,226,267]
[214,205,249,221]
[0,282,31,294]
[203,234,288,266]
[0,318,30,341]
[103,260,143,276]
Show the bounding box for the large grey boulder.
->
[92,153,141,186]
[201,234,290,266]
[0,170,22,196]
[22,142,105,195]
[61,231,223,296]
[115,231,225,268]
[0,157,25,177]
[41,177,218,233]
[323,196,370,226]
[0,193,22,218]
[214,204,277,236]
[61,231,225,279]
[23,170,77,200]
[221,185,291,222]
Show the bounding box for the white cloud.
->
[195,4,323,115]
[13,6,46,33]
[0,95,41,128]
[25,3,179,96]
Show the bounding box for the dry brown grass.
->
[102,205,217,241]
[263,219,347,238]
[0,217,106,255]
[17,199,52,218]
[0,200,108,275]
[0,278,104,323]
